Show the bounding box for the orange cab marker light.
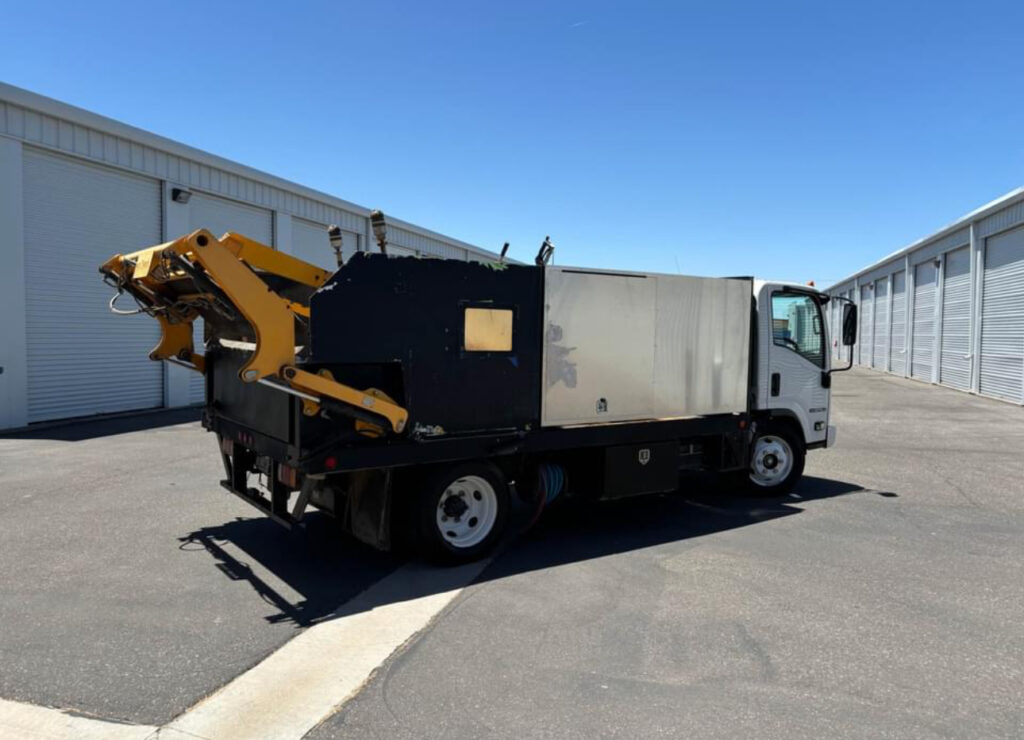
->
[277,463,299,488]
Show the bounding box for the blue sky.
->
[2,0,1023,285]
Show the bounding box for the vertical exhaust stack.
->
[370,210,388,256]
[535,236,555,266]
[327,225,344,267]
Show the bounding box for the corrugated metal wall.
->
[829,192,1024,405]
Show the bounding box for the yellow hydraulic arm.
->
[99,229,408,434]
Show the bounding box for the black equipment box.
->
[602,440,679,499]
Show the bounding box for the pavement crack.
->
[733,623,777,681]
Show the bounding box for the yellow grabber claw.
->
[151,315,205,373]
[100,229,409,436]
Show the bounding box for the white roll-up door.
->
[858,285,873,366]
[890,271,907,375]
[980,226,1024,403]
[188,194,274,402]
[939,247,972,390]
[23,149,163,422]
[872,277,889,370]
[911,261,937,382]
[292,218,362,269]
[191,193,274,244]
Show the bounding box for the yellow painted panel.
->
[464,308,513,352]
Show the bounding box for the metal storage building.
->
[827,188,1024,405]
[0,83,501,431]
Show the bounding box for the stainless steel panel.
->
[541,268,751,427]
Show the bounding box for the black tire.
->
[414,461,509,564]
[744,421,805,496]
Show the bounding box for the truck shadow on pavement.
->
[179,475,882,628]
[178,515,404,628]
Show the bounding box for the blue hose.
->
[539,463,565,504]
[526,462,567,531]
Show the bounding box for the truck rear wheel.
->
[747,422,805,496]
[415,462,509,563]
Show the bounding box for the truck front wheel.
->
[747,423,805,496]
[415,462,509,563]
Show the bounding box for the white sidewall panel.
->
[23,149,163,422]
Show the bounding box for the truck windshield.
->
[771,291,825,367]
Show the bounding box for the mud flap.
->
[344,469,393,551]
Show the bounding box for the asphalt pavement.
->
[0,409,400,725]
[1,369,1022,738]
[309,369,1024,739]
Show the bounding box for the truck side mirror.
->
[842,303,858,346]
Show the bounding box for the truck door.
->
[761,288,830,446]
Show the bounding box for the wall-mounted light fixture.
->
[171,187,192,204]
[370,210,388,255]
[327,224,344,267]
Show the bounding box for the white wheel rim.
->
[750,435,794,487]
[435,475,498,549]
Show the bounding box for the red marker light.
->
[324,456,337,471]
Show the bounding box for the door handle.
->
[771,372,780,396]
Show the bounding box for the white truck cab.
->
[746,281,854,493]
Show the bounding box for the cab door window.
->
[771,292,824,367]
